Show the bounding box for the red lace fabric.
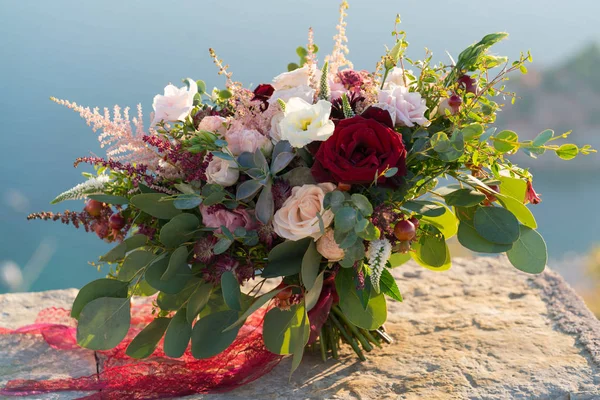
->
[0,301,282,399]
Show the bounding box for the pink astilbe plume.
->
[325,1,353,75]
[51,98,161,168]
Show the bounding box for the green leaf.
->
[301,241,322,290]
[461,123,484,140]
[173,194,203,210]
[145,255,192,294]
[222,288,285,332]
[289,308,308,377]
[191,310,240,359]
[497,194,537,229]
[556,144,579,160]
[335,207,357,233]
[444,189,486,207]
[421,205,458,239]
[71,279,129,319]
[305,272,324,312]
[236,180,262,201]
[499,175,527,201]
[76,297,131,350]
[221,271,242,311]
[255,183,274,224]
[262,238,312,278]
[218,89,232,99]
[473,207,520,244]
[186,283,213,323]
[213,238,233,255]
[351,194,373,216]
[87,194,129,205]
[157,279,199,311]
[389,252,411,267]
[164,308,192,358]
[126,317,170,359]
[457,222,512,253]
[131,194,182,219]
[402,200,446,217]
[159,213,199,248]
[379,269,403,302]
[117,250,156,281]
[493,130,519,153]
[263,303,310,355]
[411,234,451,271]
[101,234,148,263]
[196,80,207,94]
[162,246,189,281]
[335,268,387,330]
[532,129,553,147]
[430,131,451,152]
[507,226,547,274]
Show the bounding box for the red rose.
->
[311,111,407,185]
[251,84,275,111]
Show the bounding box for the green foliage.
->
[126,317,170,359]
[507,226,547,274]
[191,310,240,359]
[335,268,387,330]
[164,308,192,358]
[71,279,129,319]
[77,297,131,350]
[263,303,310,355]
[262,238,312,278]
[131,194,182,219]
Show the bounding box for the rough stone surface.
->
[1,257,599,399]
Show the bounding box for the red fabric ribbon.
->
[0,302,281,399]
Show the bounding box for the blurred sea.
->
[1,0,599,293]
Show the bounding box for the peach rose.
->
[198,115,228,136]
[316,228,345,262]
[273,183,335,241]
[224,122,273,156]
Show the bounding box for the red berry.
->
[109,213,126,230]
[94,222,109,239]
[337,183,351,192]
[409,216,420,230]
[394,220,416,241]
[447,93,463,114]
[85,199,104,217]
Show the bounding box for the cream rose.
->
[205,157,239,187]
[377,85,428,127]
[272,66,312,90]
[273,183,335,241]
[316,228,345,262]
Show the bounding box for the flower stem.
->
[375,328,393,344]
[360,328,382,348]
[319,328,328,362]
[332,306,373,352]
[327,322,339,359]
[329,313,366,361]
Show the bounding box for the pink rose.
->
[377,85,428,127]
[198,115,228,136]
[224,122,273,156]
[200,205,257,233]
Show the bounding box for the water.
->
[1,1,599,293]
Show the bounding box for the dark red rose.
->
[311,113,407,185]
[251,84,275,111]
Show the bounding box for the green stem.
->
[360,328,382,348]
[332,306,373,352]
[319,328,328,362]
[327,322,339,359]
[329,313,366,361]
[376,328,394,344]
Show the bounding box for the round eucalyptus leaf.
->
[221,271,242,311]
[335,268,387,330]
[457,222,513,254]
[145,255,191,294]
[411,234,451,271]
[164,308,192,358]
[473,206,520,245]
[507,226,547,274]
[126,317,170,359]
[77,297,131,350]
[131,193,182,220]
[186,283,213,323]
[443,189,486,207]
[159,214,199,248]
[118,250,156,281]
[262,238,312,278]
[191,310,240,359]
[263,303,310,355]
[71,279,129,319]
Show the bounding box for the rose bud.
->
[438,94,462,116]
[457,74,478,95]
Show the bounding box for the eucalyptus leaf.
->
[444,189,486,207]
[473,206,520,245]
[126,317,170,359]
[173,194,203,210]
[335,268,387,330]
[305,272,324,312]
[263,303,310,355]
[221,271,242,311]
[131,193,181,219]
[186,283,213,323]
[411,234,451,270]
[118,250,156,281]
[301,241,322,290]
[159,214,199,248]
[76,297,131,350]
[402,200,446,217]
[191,310,240,359]
[164,308,192,358]
[507,226,547,274]
[145,255,192,294]
[87,194,129,205]
[71,279,129,319]
[262,238,312,278]
[222,288,285,332]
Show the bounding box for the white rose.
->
[377,85,428,127]
[152,79,197,125]
[269,112,285,142]
[383,67,414,89]
[269,85,315,105]
[316,228,345,262]
[272,66,312,90]
[198,115,228,136]
[273,183,335,241]
[278,97,335,148]
[224,123,273,156]
[205,157,239,187]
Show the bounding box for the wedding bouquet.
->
[29,1,593,373]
